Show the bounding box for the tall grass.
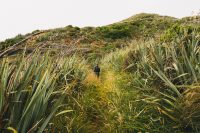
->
[0,52,87,133]
[1,31,200,132]
[125,31,200,132]
[92,32,200,132]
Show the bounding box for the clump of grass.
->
[125,31,200,132]
[0,52,88,133]
[1,27,200,132]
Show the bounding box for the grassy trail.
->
[82,68,126,132]
[84,69,120,100]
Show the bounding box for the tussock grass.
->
[0,52,88,133]
[1,31,200,132]
[124,31,200,132]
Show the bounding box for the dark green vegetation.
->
[0,13,200,132]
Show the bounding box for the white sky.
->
[0,0,200,41]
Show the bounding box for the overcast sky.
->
[0,0,199,41]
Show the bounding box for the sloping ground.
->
[2,13,199,58]
[1,13,200,61]
[0,13,200,132]
[180,15,200,25]
[1,27,200,132]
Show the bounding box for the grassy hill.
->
[0,13,200,132]
[1,13,199,57]
[1,13,199,60]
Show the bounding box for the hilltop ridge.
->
[0,13,199,58]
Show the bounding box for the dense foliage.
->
[0,13,200,132]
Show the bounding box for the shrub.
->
[0,34,25,50]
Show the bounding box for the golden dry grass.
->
[83,70,120,101]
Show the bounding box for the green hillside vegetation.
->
[0,14,179,52]
[0,14,199,58]
[0,13,200,132]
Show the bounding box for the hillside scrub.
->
[0,13,200,132]
[0,34,25,51]
[1,13,197,57]
[47,31,200,132]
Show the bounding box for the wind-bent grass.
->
[124,32,200,132]
[85,31,200,132]
[1,31,200,132]
[0,52,88,133]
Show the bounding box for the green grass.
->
[0,52,88,132]
[1,14,200,133]
[1,13,198,56]
[1,31,200,132]
[124,31,200,132]
[46,31,200,132]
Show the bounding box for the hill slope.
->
[0,13,199,58]
[0,13,200,132]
